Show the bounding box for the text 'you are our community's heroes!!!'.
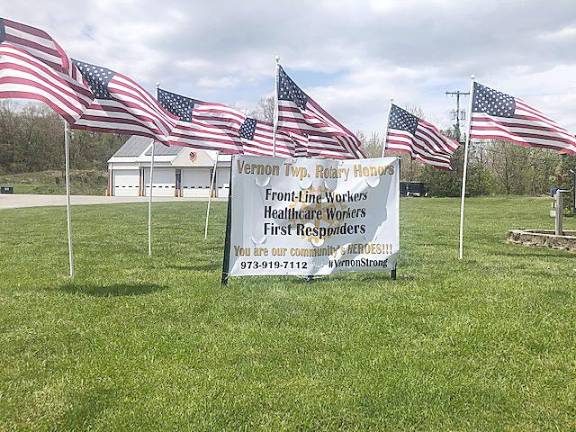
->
[222,156,400,280]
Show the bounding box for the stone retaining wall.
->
[507,229,576,253]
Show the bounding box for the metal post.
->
[555,190,564,236]
[64,120,75,278]
[458,76,475,260]
[272,56,280,157]
[204,152,219,239]
[147,139,155,257]
[107,167,112,196]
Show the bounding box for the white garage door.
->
[216,167,231,198]
[112,169,140,196]
[182,168,211,197]
[143,168,176,197]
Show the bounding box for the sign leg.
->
[220,157,233,286]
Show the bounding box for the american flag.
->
[239,118,299,157]
[157,87,243,154]
[385,104,459,170]
[71,60,174,142]
[0,18,92,122]
[290,131,310,158]
[276,65,365,159]
[470,82,576,155]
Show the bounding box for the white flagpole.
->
[458,75,476,260]
[272,55,280,157]
[64,120,75,278]
[147,82,161,257]
[147,139,155,257]
[204,151,219,239]
[381,98,394,157]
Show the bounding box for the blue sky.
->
[4,0,576,135]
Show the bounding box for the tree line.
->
[1,100,575,197]
[0,101,124,174]
[359,129,576,198]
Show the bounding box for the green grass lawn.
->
[0,197,575,431]
[0,170,108,195]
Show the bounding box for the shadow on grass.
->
[60,283,166,297]
[409,241,455,248]
[497,249,574,258]
[167,263,221,272]
[264,272,416,285]
[351,273,415,283]
[59,387,118,429]
[523,269,574,279]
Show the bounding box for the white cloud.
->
[196,76,240,89]
[3,0,576,134]
[539,26,576,41]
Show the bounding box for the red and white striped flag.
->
[159,88,315,157]
[305,134,364,159]
[238,118,299,157]
[276,65,365,159]
[385,104,459,170]
[157,87,244,154]
[71,60,174,142]
[0,18,92,122]
[290,132,310,158]
[470,82,576,155]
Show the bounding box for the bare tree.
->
[249,96,275,123]
[356,131,386,158]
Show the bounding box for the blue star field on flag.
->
[388,104,419,135]
[472,82,515,118]
[157,88,195,122]
[277,66,308,110]
[73,60,115,99]
[239,118,257,140]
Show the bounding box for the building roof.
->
[144,142,181,156]
[112,136,152,157]
[108,136,232,167]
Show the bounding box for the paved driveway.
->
[0,194,225,210]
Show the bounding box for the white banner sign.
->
[224,156,399,277]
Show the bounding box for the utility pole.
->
[446,90,470,143]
